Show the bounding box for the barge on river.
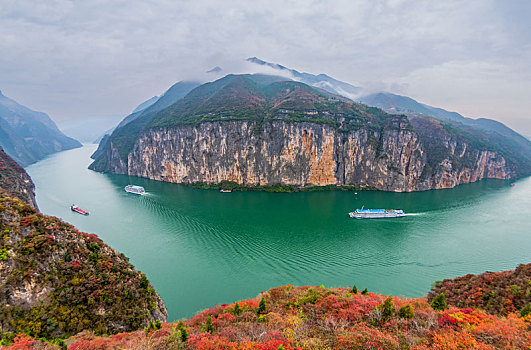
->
[71,205,89,215]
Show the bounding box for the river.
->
[26,144,531,320]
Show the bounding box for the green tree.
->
[380,297,395,323]
[520,304,531,318]
[398,304,414,319]
[351,284,358,294]
[205,315,213,333]
[177,321,188,342]
[361,288,368,295]
[431,293,447,310]
[233,302,241,316]
[257,297,266,315]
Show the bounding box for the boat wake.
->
[405,213,423,216]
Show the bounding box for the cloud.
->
[0,0,529,133]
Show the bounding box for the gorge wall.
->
[93,119,513,192]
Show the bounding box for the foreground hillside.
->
[0,150,167,344]
[90,74,531,192]
[9,270,531,349]
[0,190,167,343]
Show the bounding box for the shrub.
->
[431,293,447,310]
[520,304,531,318]
[361,288,368,295]
[352,284,358,294]
[398,304,414,319]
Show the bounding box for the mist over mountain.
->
[57,114,124,143]
[0,90,81,166]
[247,57,531,154]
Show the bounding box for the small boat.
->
[510,183,515,186]
[349,207,405,219]
[125,185,146,195]
[71,204,89,215]
[220,189,232,193]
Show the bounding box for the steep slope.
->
[90,74,530,192]
[0,152,167,343]
[0,147,36,208]
[0,90,81,166]
[11,265,531,349]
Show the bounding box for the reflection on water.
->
[27,145,531,320]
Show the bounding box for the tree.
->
[361,288,368,295]
[380,297,395,323]
[352,284,358,294]
[398,304,414,319]
[431,293,447,310]
[257,297,266,315]
[205,316,213,333]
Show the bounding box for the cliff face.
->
[89,74,527,191]
[0,147,37,207]
[104,119,511,192]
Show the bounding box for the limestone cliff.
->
[96,119,514,192]
[89,74,529,191]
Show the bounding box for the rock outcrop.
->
[94,119,515,192]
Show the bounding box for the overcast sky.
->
[1,0,530,134]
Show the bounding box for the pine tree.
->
[352,284,358,294]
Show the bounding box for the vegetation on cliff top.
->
[0,189,167,344]
[6,265,531,349]
[429,263,531,316]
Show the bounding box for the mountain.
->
[132,96,159,113]
[12,265,531,349]
[0,90,81,166]
[247,58,531,157]
[247,57,362,98]
[0,150,167,342]
[57,114,124,143]
[113,81,200,131]
[90,74,531,191]
[90,81,200,161]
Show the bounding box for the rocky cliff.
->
[90,74,529,191]
[94,118,516,192]
[0,147,37,207]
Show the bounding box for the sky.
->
[1,0,530,134]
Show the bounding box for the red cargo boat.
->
[71,204,89,215]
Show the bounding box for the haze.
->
[1,0,530,134]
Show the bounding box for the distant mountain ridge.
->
[0,90,81,166]
[247,57,531,151]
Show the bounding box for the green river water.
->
[26,145,531,321]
